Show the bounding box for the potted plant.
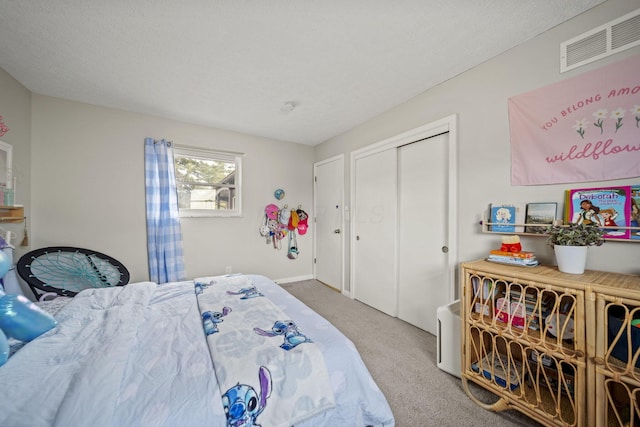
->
[545,223,605,274]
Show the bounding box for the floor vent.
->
[561,8,640,72]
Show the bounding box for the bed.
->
[0,274,395,427]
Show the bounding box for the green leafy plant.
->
[545,223,605,247]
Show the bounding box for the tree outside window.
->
[174,146,242,217]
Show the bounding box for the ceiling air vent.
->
[561,8,640,72]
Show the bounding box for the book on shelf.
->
[488,203,525,232]
[508,289,539,303]
[495,297,526,328]
[487,254,539,266]
[528,350,575,396]
[501,288,550,331]
[564,185,632,240]
[631,185,640,241]
[471,351,522,391]
[471,277,496,315]
[524,202,557,234]
[472,277,496,299]
[489,250,535,259]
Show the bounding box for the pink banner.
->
[508,54,640,186]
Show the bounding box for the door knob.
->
[334,229,341,234]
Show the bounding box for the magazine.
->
[564,186,631,240]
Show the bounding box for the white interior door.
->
[397,134,450,335]
[352,149,397,316]
[314,156,343,291]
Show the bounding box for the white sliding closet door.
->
[351,116,457,333]
[397,133,449,335]
[352,149,398,316]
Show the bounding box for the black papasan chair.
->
[16,246,130,300]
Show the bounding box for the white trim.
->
[314,153,343,166]
[313,154,345,293]
[351,118,451,158]
[349,114,458,304]
[174,144,245,159]
[273,274,314,284]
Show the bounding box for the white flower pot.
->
[554,245,589,274]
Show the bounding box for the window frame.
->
[173,145,243,218]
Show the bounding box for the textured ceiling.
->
[0,1,604,145]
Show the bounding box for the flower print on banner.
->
[592,109,607,134]
[610,107,625,133]
[508,53,640,186]
[0,116,8,137]
[576,106,627,139]
[631,105,640,128]
[573,118,588,139]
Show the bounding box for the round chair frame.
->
[16,246,130,299]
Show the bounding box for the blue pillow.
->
[0,328,8,366]
[0,294,57,342]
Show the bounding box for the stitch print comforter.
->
[195,274,335,427]
[0,274,395,427]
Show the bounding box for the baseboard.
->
[273,274,314,284]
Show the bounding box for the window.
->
[173,146,242,217]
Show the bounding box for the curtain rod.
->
[153,139,173,147]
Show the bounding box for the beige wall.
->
[0,68,31,295]
[315,0,640,291]
[30,96,314,284]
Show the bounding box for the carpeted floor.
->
[280,279,541,427]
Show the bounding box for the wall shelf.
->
[480,217,640,243]
[0,205,24,223]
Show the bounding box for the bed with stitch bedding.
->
[0,274,394,427]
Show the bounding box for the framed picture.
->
[525,202,557,234]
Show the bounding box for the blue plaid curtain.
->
[144,138,185,283]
